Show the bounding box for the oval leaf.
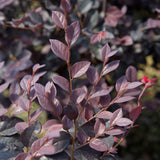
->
[114,96,135,103]
[86,66,99,84]
[94,119,106,135]
[96,111,113,119]
[71,61,90,78]
[52,11,65,29]
[126,65,137,82]
[116,118,132,126]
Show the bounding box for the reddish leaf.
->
[15,122,28,132]
[86,66,99,84]
[96,111,113,119]
[102,60,120,76]
[129,106,142,121]
[89,138,108,152]
[105,128,125,135]
[50,39,68,62]
[71,61,90,78]
[52,75,69,92]
[52,11,65,29]
[65,21,80,46]
[90,31,108,44]
[126,65,137,82]
[114,96,135,103]
[116,118,132,126]
[73,86,87,104]
[94,119,106,135]
[107,6,124,18]
[110,108,123,125]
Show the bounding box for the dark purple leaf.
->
[90,87,113,99]
[100,94,111,107]
[21,120,41,147]
[73,86,87,104]
[94,119,106,135]
[0,104,7,116]
[89,138,108,152]
[71,61,90,78]
[46,124,63,139]
[34,83,45,97]
[64,102,78,120]
[126,82,143,90]
[96,111,113,119]
[30,87,36,101]
[29,108,43,123]
[52,98,63,116]
[102,44,117,61]
[115,76,128,92]
[61,0,71,12]
[62,115,73,130]
[0,61,4,69]
[50,39,68,62]
[52,11,65,29]
[102,60,120,76]
[32,71,46,84]
[81,103,94,121]
[45,82,57,100]
[114,96,135,103]
[86,66,99,84]
[77,130,87,144]
[65,21,80,46]
[105,128,125,135]
[0,82,9,93]
[129,106,142,121]
[116,118,132,126]
[43,119,60,130]
[110,108,123,125]
[31,137,55,157]
[126,65,137,82]
[52,75,69,92]
[15,122,28,132]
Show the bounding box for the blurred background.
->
[0,0,160,159]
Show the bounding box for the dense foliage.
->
[0,0,159,160]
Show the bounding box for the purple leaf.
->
[0,104,8,116]
[94,118,106,135]
[20,75,31,92]
[31,137,55,156]
[71,61,90,78]
[77,130,87,144]
[100,94,111,107]
[61,0,71,12]
[116,118,132,126]
[29,108,43,123]
[0,82,9,93]
[102,60,120,76]
[32,64,45,73]
[110,108,123,125]
[15,122,28,132]
[73,86,87,104]
[43,119,61,130]
[126,65,137,82]
[90,87,113,99]
[101,45,118,62]
[46,124,63,139]
[115,76,128,92]
[126,82,143,90]
[15,153,29,160]
[120,36,133,46]
[89,138,108,152]
[32,71,46,84]
[114,96,135,103]
[86,66,99,84]
[45,82,57,100]
[18,97,30,111]
[129,106,142,121]
[96,111,113,119]
[65,21,80,46]
[0,0,15,9]
[62,115,73,130]
[52,98,63,116]
[81,103,93,120]
[0,61,4,69]
[34,83,45,97]
[50,39,68,62]
[52,11,65,29]
[123,88,141,97]
[52,75,69,92]
[105,128,125,135]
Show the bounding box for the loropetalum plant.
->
[0,1,157,160]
